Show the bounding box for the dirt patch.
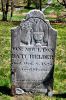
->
[11,94,33,100]
[47,12,57,18]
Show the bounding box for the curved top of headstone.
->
[26,10,45,20]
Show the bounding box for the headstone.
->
[11,10,57,96]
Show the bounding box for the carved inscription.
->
[12,46,54,83]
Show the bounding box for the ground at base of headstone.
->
[10,91,58,100]
[11,88,53,97]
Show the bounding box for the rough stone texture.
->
[11,10,57,95]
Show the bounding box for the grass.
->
[0,21,66,100]
[0,21,16,100]
[52,24,66,93]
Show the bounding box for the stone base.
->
[11,86,53,97]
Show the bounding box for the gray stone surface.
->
[11,10,57,95]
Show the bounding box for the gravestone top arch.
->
[11,10,57,96]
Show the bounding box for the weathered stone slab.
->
[11,10,57,96]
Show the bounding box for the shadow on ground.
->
[53,93,66,98]
[0,86,11,95]
[0,86,66,98]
